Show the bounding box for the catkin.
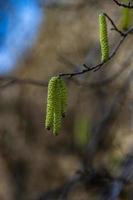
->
[45,77,58,130]
[53,79,62,135]
[59,78,67,117]
[121,7,131,31]
[45,76,67,135]
[121,0,133,31]
[99,13,109,62]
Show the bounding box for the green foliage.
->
[99,13,109,62]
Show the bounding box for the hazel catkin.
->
[99,13,109,62]
[53,78,62,135]
[121,7,131,31]
[59,78,67,117]
[45,76,67,135]
[45,77,58,130]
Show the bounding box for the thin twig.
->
[59,26,133,77]
[74,54,132,88]
[113,0,133,8]
[0,14,131,89]
[0,76,47,88]
[103,13,125,36]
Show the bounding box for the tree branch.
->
[0,14,131,89]
[0,76,47,89]
[59,25,133,78]
[113,0,133,9]
[103,13,125,36]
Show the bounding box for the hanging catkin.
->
[99,13,109,62]
[121,7,131,31]
[59,78,67,117]
[45,77,58,130]
[121,0,133,31]
[45,76,67,135]
[53,78,62,135]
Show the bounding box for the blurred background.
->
[0,0,133,199]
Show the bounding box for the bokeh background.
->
[0,0,133,199]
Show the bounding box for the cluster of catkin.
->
[45,10,131,135]
[45,77,67,135]
[99,9,132,62]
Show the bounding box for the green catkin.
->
[99,13,109,62]
[59,78,67,117]
[121,0,133,31]
[53,79,62,135]
[45,77,68,135]
[45,77,58,130]
[121,7,131,31]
